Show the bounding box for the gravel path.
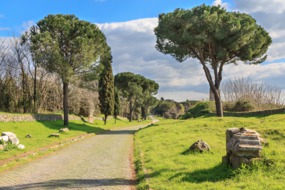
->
[0,124,149,190]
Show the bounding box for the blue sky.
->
[0,0,214,36]
[1,0,285,101]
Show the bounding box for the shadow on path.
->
[0,178,136,190]
[99,129,138,135]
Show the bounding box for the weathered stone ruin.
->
[223,127,263,169]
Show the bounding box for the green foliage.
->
[155,5,271,64]
[3,142,18,152]
[115,72,159,121]
[29,14,108,83]
[223,100,255,112]
[232,100,255,112]
[27,14,109,125]
[155,5,271,117]
[153,99,187,119]
[99,48,114,125]
[135,114,285,189]
[183,101,215,119]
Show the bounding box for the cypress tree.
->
[99,49,114,125]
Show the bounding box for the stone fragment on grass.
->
[0,144,4,150]
[59,128,69,133]
[18,144,25,149]
[0,135,9,143]
[189,140,210,152]
[49,133,60,138]
[2,132,20,145]
[25,134,32,138]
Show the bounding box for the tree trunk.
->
[33,65,37,113]
[104,114,107,125]
[209,88,215,101]
[141,106,146,120]
[21,70,27,113]
[63,82,69,126]
[129,98,133,122]
[212,87,223,117]
[200,62,223,117]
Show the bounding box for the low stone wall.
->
[0,114,80,122]
[224,108,285,117]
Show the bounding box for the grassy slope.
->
[135,114,285,190]
[0,117,150,172]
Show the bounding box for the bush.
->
[183,102,215,119]
[232,100,255,112]
[223,101,235,111]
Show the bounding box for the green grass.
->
[135,114,285,190]
[0,117,151,172]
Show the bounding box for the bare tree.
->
[222,77,284,110]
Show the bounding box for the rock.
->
[59,128,69,133]
[223,127,264,169]
[0,135,9,143]
[2,132,20,145]
[25,134,32,138]
[48,133,60,138]
[0,144,4,150]
[189,140,210,153]
[18,144,25,149]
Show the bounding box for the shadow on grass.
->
[37,120,106,134]
[0,178,136,190]
[169,163,235,183]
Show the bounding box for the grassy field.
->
[135,114,285,190]
[0,116,150,172]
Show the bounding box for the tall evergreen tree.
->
[99,48,114,125]
[114,87,120,122]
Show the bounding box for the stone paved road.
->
[0,124,148,190]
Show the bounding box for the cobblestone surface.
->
[0,124,148,190]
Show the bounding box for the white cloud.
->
[232,0,285,62]
[98,18,211,101]
[212,0,228,8]
[233,0,285,14]
[21,20,34,34]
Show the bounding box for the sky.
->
[1,0,285,102]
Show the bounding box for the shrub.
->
[232,100,255,112]
[223,101,235,111]
[183,101,215,119]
